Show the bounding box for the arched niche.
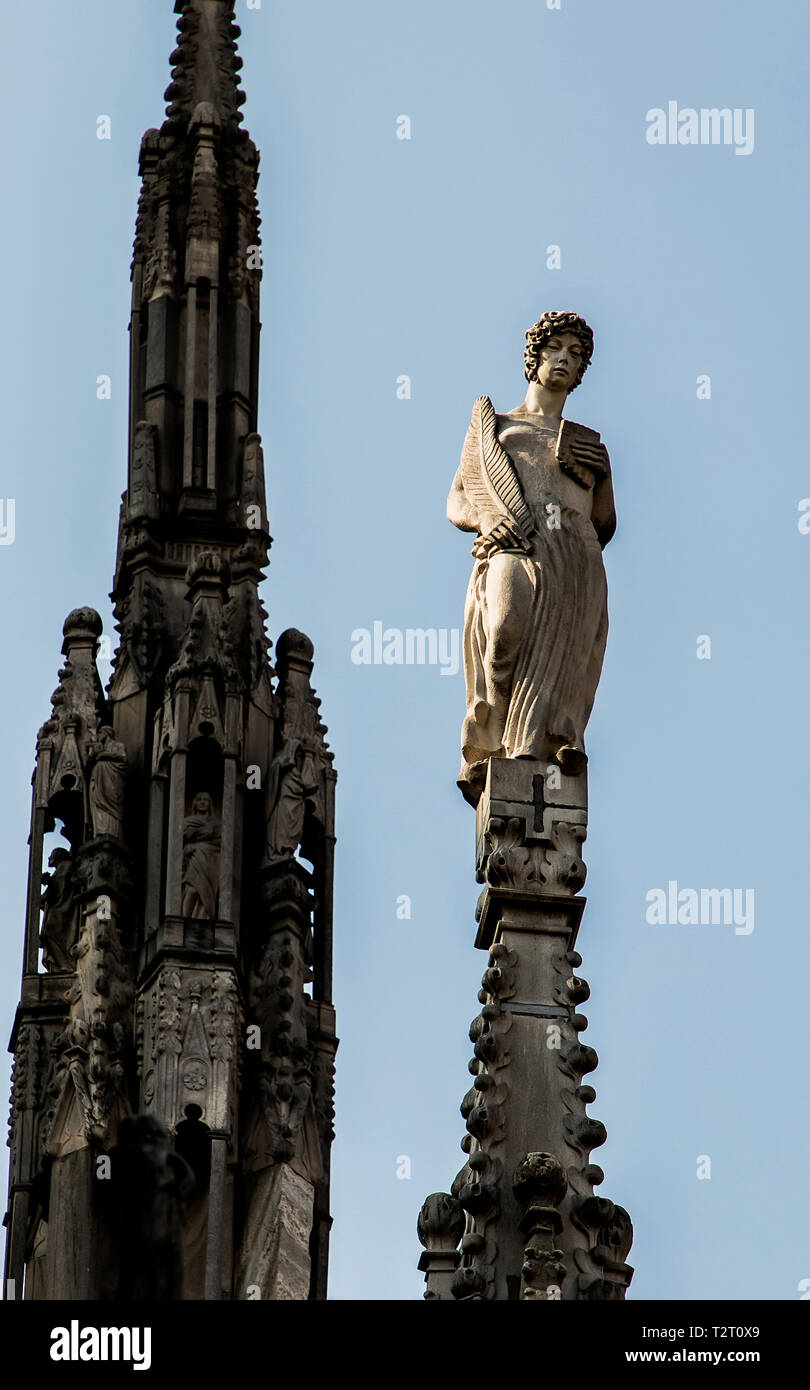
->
[186,734,224,810]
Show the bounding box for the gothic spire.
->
[118,0,264,661]
[5,2,338,1305]
[165,0,247,129]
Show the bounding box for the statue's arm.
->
[591,463,616,548]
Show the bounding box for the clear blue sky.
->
[1,0,808,1300]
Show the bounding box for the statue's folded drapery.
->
[181,802,221,919]
[89,730,127,840]
[460,508,607,764]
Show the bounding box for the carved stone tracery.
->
[139,967,241,1137]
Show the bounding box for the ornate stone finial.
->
[417,1193,465,1301]
[418,1192,465,1252]
[61,607,103,652]
[276,628,314,667]
[41,608,108,826]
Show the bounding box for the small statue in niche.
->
[88,725,128,840]
[40,847,77,973]
[181,791,221,919]
[447,311,616,802]
[266,732,320,860]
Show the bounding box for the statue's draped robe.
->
[181,813,221,919]
[89,741,127,838]
[40,859,77,972]
[453,397,611,773]
[266,737,319,859]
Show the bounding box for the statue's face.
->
[534,331,584,392]
[193,793,212,815]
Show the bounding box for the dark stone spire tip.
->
[165,0,246,129]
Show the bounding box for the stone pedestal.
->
[418,758,633,1301]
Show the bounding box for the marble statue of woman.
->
[40,847,77,973]
[181,792,221,919]
[266,734,319,860]
[88,725,128,840]
[447,311,616,804]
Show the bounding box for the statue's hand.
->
[566,439,609,488]
[474,519,531,558]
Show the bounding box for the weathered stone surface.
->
[512,1152,567,1300]
[448,312,616,806]
[88,727,128,841]
[417,1193,465,1300]
[181,792,222,918]
[421,311,633,1301]
[236,1165,315,1301]
[39,849,77,973]
[440,889,633,1300]
[44,1147,105,1301]
[5,0,337,1304]
[265,629,333,865]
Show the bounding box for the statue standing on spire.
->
[447,311,616,803]
[423,313,633,1302]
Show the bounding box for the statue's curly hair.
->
[524,311,594,391]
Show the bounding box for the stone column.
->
[420,758,633,1301]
